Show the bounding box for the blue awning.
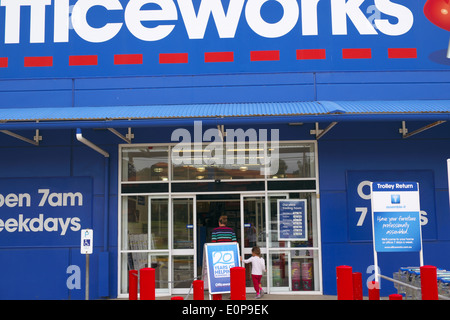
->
[0,100,449,131]
[0,101,337,121]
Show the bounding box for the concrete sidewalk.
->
[155,293,338,300]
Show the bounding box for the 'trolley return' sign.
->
[0,0,449,78]
[370,181,422,253]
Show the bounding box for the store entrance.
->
[196,193,268,294]
[196,194,241,277]
[119,141,321,298]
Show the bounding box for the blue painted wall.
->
[0,71,449,298]
[0,130,119,299]
[3,70,450,109]
[318,120,450,296]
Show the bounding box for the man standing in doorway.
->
[211,215,237,242]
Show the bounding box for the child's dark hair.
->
[252,246,261,257]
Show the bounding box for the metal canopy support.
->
[399,120,447,139]
[0,129,42,146]
[107,128,133,144]
[310,122,338,140]
[217,124,226,142]
[76,128,109,158]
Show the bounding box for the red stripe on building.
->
[159,53,188,64]
[388,48,417,59]
[205,51,234,63]
[250,50,280,61]
[342,48,372,59]
[0,57,8,68]
[24,56,53,67]
[114,54,143,65]
[69,55,98,66]
[297,49,326,60]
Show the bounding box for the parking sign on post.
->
[81,229,93,300]
[81,229,93,254]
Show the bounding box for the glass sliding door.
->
[241,194,267,293]
[267,194,289,292]
[171,196,196,294]
[267,192,321,294]
[120,195,197,296]
[120,196,170,296]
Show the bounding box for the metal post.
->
[421,265,438,300]
[193,280,204,300]
[85,254,89,300]
[368,281,380,300]
[140,268,155,300]
[230,267,246,300]
[352,272,363,300]
[129,270,138,300]
[336,266,353,300]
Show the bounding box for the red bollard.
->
[389,294,403,300]
[129,270,138,300]
[171,296,184,300]
[230,267,246,300]
[421,265,438,300]
[193,280,204,300]
[140,268,155,300]
[368,281,380,300]
[352,272,363,300]
[336,266,353,300]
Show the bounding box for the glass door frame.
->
[266,193,289,294]
[170,194,197,295]
[266,191,322,295]
[147,195,170,296]
[118,140,322,298]
[240,191,323,295]
[240,193,268,294]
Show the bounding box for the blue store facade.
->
[0,0,449,299]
